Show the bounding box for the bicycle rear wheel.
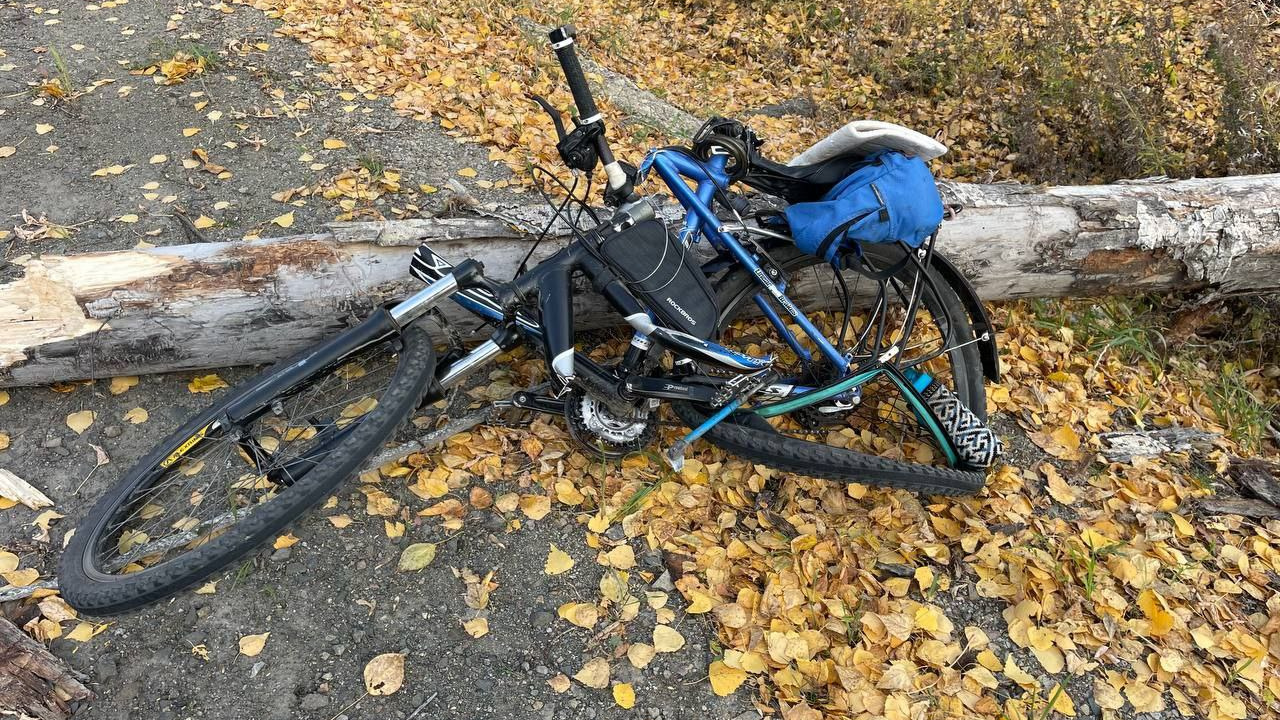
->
[675,244,989,495]
[60,321,437,615]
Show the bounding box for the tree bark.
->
[2,174,1278,387]
[0,618,91,720]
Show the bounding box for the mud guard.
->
[929,253,1000,382]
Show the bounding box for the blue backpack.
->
[784,150,944,264]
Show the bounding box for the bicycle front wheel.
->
[675,244,990,495]
[60,320,437,615]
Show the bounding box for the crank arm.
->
[621,376,718,404]
[509,389,566,416]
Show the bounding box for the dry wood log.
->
[1227,458,1280,508]
[1193,497,1280,519]
[2,174,1278,386]
[0,618,91,720]
[1098,427,1220,463]
[0,470,54,511]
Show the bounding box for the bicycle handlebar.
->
[548,25,600,122]
[547,24,634,202]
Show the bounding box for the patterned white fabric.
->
[922,380,1004,469]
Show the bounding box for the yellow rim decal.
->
[160,424,210,469]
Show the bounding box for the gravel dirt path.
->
[0,2,756,718]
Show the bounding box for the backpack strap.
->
[813,209,875,262]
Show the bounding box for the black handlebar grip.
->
[548,25,600,121]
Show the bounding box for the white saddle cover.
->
[788,120,948,166]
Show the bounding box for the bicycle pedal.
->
[712,368,778,407]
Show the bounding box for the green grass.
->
[184,42,220,70]
[1065,539,1124,601]
[411,11,438,31]
[1031,297,1166,369]
[229,559,254,590]
[1036,683,1067,720]
[132,41,221,73]
[49,46,74,95]
[357,154,387,176]
[1207,366,1272,452]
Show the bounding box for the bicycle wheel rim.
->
[76,333,420,584]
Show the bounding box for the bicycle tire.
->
[59,324,437,615]
[674,245,989,495]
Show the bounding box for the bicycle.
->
[60,24,1003,614]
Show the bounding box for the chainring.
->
[564,392,656,458]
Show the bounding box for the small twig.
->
[405,691,439,720]
[171,209,211,243]
[327,690,368,720]
[363,407,493,469]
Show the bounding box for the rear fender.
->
[929,253,1000,382]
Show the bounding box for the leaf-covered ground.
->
[248,0,1280,184]
[2,0,1279,719]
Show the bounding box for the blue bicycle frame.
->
[639,149,851,373]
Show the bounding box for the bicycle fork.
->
[387,258,515,394]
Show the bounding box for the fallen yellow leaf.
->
[2,567,39,587]
[547,674,571,693]
[108,376,138,394]
[612,682,635,709]
[462,617,489,638]
[66,410,95,434]
[397,542,437,571]
[573,657,609,689]
[364,652,405,695]
[238,632,269,656]
[709,660,747,696]
[519,494,551,520]
[557,602,599,629]
[653,624,685,653]
[187,374,228,393]
[544,543,574,575]
[66,622,109,642]
[627,642,656,668]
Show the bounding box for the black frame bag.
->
[596,219,717,339]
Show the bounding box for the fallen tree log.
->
[2,174,1278,386]
[0,617,91,720]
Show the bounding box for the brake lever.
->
[526,93,568,141]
